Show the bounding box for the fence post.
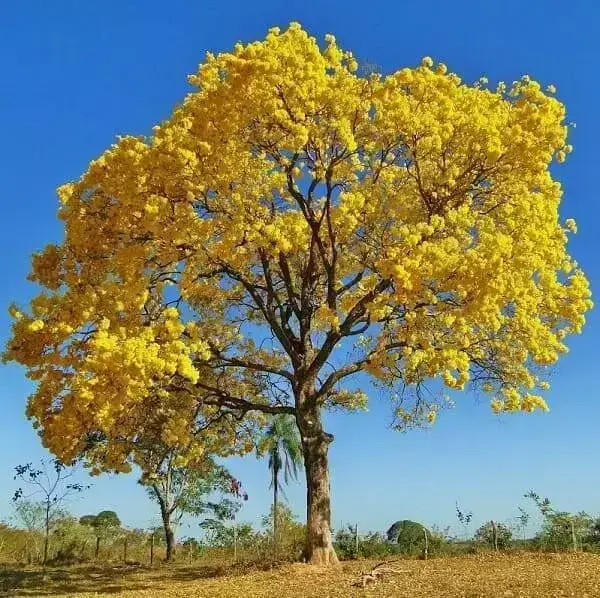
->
[423,527,429,560]
[491,520,498,552]
[123,537,128,563]
[150,533,155,565]
[354,524,359,558]
[570,519,577,552]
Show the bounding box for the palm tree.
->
[259,415,303,558]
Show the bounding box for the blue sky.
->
[0,0,598,539]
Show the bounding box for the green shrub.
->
[474,521,513,549]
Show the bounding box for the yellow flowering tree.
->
[5,24,592,564]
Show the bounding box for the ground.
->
[1,553,600,597]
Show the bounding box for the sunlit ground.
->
[2,553,600,597]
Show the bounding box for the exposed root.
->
[306,546,340,566]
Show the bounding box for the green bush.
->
[474,521,513,549]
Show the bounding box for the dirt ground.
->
[1,553,599,597]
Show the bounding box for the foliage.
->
[260,503,305,559]
[139,444,245,560]
[13,460,87,511]
[204,521,255,550]
[258,415,303,496]
[1,515,46,564]
[455,502,474,539]
[143,459,238,521]
[12,459,88,564]
[13,500,51,534]
[0,512,165,565]
[335,522,451,559]
[335,526,395,559]
[585,518,600,546]
[79,510,122,559]
[198,483,251,552]
[513,506,530,540]
[525,490,594,551]
[386,520,430,554]
[79,510,121,536]
[180,536,203,558]
[51,516,96,564]
[540,512,593,551]
[5,23,592,561]
[258,415,302,556]
[474,521,513,549]
[195,503,304,562]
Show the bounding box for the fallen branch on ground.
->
[353,560,414,589]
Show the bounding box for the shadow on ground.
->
[0,563,238,596]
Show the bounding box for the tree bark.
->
[273,462,279,560]
[43,501,50,566]
[154,485,176,561]
[165,524,175,561]
[297,403,339,565]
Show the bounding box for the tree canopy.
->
[79,511,121,532]
[5,23,592,563]
[386,520,429,551]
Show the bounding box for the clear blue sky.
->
[1,0,598,539]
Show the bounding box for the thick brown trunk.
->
[297,404,338,565]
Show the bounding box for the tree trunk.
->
[273,462,279,560]
[43,502,50,566]
[153,484,176,561]
[297,404,338,565]
[165,524,175,561]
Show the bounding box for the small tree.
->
[515,506,530,542]
[386,520,430,555]
[201,487,249,561]
[52,515,96,563]
[12,500,50,563]
[525,491,592,552]
[141,459,240,561]
[200,519,255,552]
[474,521,512,550]
[13,459,88,565]
[584,518,600,548]
[260,503,305,561]
[80,510,121,558]
[455,502,474,540]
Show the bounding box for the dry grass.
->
[2,553,600,597]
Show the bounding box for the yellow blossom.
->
[3,22,591,486]
[27,319,45,332]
